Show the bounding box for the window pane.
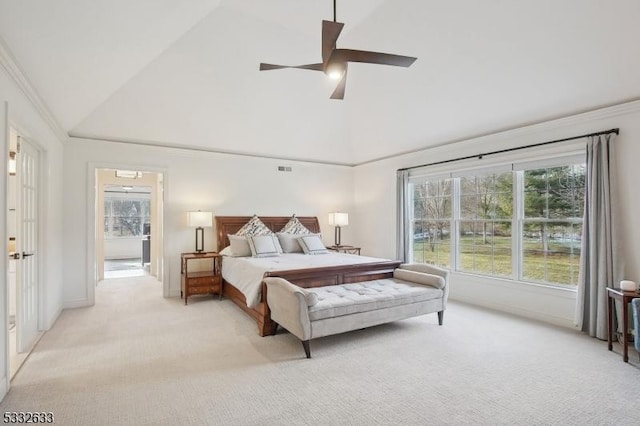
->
[412,221,450,268]
[524,165,585,220]
[522,221,581,285]
[413,182,451,220]
[459,221,511,277]
[522,162,584,286]
[460,195,479,219]
[411,178,451,268]
[104,197,150,239]
[460,173,512,220]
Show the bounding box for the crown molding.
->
[355,98,640,166]
[0,37,68,143]
[68,133,354,168]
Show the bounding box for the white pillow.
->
[228,234,252,257]
[297,234,328,255]
[394,268,445,289]
[248,234,283,258]
[277,232,303,253]
[219,246,232,256]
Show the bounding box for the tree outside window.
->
[409,160,585,287]
[412,179,451,268]
[104,197,151,238]
[522,165,584,285]
[459,172,513,277]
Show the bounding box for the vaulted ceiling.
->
[1,0,639,165]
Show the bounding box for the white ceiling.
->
[1,0,639,165]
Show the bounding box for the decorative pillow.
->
[248,234,282,258]
[219,246,233,256]
[276,232,303,253]
[297,234,328,255]
[228,235,252,257]
[279,214,311,235]
[394,268,445,289]
[236,215,272,237]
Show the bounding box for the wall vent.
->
[277,166,292,172]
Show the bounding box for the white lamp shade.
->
[187,211,213,228]
[328,212,349,227]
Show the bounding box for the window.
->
[521,165,584,285]
[408,156,585,287]
[458,172,513,277]
[412,179,452,268]
[104,197,150,238]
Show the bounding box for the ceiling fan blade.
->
[260,63,324,71]
[331,49,417,67]
[294,63,325,71]
[330,64,348,100]
[260,63,289,71]
[322,20,344,64]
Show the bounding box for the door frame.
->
[86,162,168,304]
[1,101,8,399]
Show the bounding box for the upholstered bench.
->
[264,263,449,358]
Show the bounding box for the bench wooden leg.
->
[301,340,311,359]
[437,311,444,325]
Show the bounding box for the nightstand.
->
[326,245,361,255]
[180,252,222,305]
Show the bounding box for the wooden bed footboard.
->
[224,260,402,336]
[216,215,401,336]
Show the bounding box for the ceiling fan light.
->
[326,63,345,80]
[328,69,344,80]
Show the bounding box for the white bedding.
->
[222,252,391,308]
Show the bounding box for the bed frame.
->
[215,216,402,336]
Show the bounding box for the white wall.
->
[62,138,354,306]
[0,64,65,400]
[353,101,640,328]
[104,238,143,260]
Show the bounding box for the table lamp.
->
[187,211,213,253]
[328,212,349,246]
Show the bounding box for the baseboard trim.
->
[63,299,93,309]
[0,375,8,402]
[44,305,63,330]
[450,294,577,329]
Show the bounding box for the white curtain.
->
[396,170,410,262]
[575,133,621,339]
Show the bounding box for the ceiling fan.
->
[259,0,417,100]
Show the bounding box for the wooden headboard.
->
[215,216,321,251]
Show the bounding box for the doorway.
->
[94,169,164,286]
[6,126,43,379]
[103,184,152,279]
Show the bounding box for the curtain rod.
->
[397,128,619,172]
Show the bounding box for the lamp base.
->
[334,226,342,247]
[195,227,205,252]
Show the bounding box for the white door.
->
[16,136,39,353]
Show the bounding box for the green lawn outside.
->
[413,236,580,285]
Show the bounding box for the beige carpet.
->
[1,275,639,425]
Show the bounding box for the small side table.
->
[606,287,640,362]
[327,245,361,255]
[181,252,222,305]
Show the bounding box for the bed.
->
[215,216,402,336]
